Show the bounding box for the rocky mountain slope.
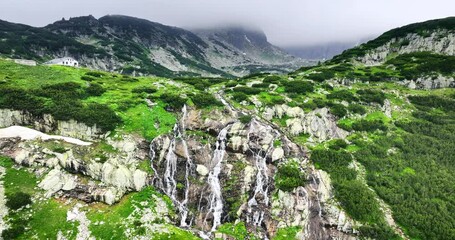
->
[0,15,304,77]
[194,26,303,74]
[292,17,455,90]
[0,16,454,240]
[331,17,455,65]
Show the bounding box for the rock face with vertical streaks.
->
[148,104,357,239]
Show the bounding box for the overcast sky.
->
[1,0,454,46]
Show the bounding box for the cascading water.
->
[245,119,279,235]
[203,124,232,232]
[150,105,193,227]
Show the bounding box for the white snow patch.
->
[244,35,252,44]
[0,126,92,146]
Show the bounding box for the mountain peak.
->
[194,26,269,50]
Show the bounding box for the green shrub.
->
[327,90,358,102]
[301,102,318,111]
[231,92,249,102]
[217,223,249,240]
[357,90,386,105]
[252,83,270,88]
[348,104,367,115]
[2,220,25,239]
[0,83,122,132]
[85,71,106,78]
[233,86,261,95]
[6,192,32,210]
[121,75,139,82]
[337,122,353,131]
[282,80,314,94]
[0,87,47,115]
[81,75,95,81]
[275,161,306,192]
[321,83,334,91]
[359,224,400,240]
[77,103,122,131]
[352,120,387,132]
[310,149,386,224]
[51,146,68,153]
[408,95,455,112]
[225,81,238,88]
[329,139,348,150]
[313,98,328,108]
[191,94,222,108]
[39,82,85,99]
[308,70,335,82]
[259,93,286,106]
[86,83,106,96]
[158,93,187,110]
[329,104,347,118]
[311,149,352,171]
[274,227,301,240]
[334,180,384,223]
[239,115,252,124]
[263,75,281,84]
[131,86,157,94]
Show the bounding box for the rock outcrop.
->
[263,105,348,142]
[402,75,455,89]
[0,109,106,141]
[357,30,455,66]
[0,130,149,205]
[39,169,78,197]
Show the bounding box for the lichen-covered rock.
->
[92,187,124,205]
[271,187,309,228]
[133,169,148,191]
[383,99,392,118]
[0,109,31,128]
[196,164,209,176]
[271,147,284,161]
[39,169,78,197]
[402,75,455,89]
[263,105,348,142]
[315,170,357,235]
[185,109,235,132]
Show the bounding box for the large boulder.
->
[39,169,78,197]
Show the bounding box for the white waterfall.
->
[148,146,162,188]
[150,105,193,227]
[245,119,278,232]
[179,104,193,227]
[204,125,231,231]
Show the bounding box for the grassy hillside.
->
[1,58,455,239]
[0,59,228,140]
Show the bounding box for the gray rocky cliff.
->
[357,30,455,66]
